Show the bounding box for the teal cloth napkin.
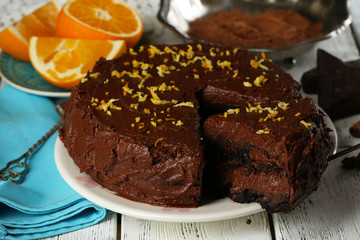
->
[0,85,107,239]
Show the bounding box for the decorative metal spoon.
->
[0,101,66,183]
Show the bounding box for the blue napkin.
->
[0,85,107,239]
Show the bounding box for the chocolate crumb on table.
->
[342,153,360,170]
[350,120,360,138]
[187,8,323,48]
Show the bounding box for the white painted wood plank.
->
[41,213,118,240]
[121,212,272,240]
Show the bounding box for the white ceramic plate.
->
[54,110,338,222]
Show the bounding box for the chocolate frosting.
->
[59,43,331,211]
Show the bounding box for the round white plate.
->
[55,109,338,222]
[54,138,264,222]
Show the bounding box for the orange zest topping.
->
[154,137,166,147]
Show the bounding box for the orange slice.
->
[56,0,143,48]
[0,0,60,61]
[29,36,126,90]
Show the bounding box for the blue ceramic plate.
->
[0,51,70,97]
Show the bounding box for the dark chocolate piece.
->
[301,57,360,95]
[317,50,360,119]
[301,49,360,120]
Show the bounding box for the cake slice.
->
[203,97,332,212]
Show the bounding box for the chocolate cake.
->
[59,43,332,212]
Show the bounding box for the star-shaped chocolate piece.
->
[301,49,360,120]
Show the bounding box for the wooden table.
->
[7,0,358,239]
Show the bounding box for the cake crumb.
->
[342,153,360,170]
[350,120,360,138]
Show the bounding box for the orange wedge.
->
[56,0,143,48]
[0,0,60,61]
[29,36,126,90]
